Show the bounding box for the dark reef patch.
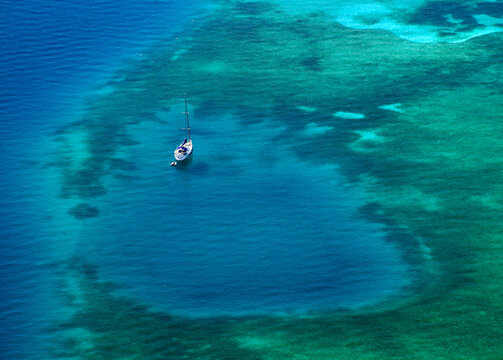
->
[235,1,274,15]
[68,203,100,219]
[300,56,322,71]
[475,2,503,17]
[408,1,479,29]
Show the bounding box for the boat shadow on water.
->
[171,157,211,175]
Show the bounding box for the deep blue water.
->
[0,1,201,358]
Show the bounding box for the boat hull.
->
[175,150,193,162]
[174,139,193,162]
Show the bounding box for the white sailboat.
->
[172,95,193,165]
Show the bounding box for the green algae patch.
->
[48,1,503,359]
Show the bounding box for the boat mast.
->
[184,94,191,140]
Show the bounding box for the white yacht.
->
[173,95,193,165]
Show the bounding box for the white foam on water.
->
[334,111,366,119]
[474,14,503,27]
[354,129,384,142]
[350,129,386,153]
[379,103,404,113]
[272,0,503,43]
[297,105,317,112]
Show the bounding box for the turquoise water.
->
[2,0,503,359]
[76,113,409,316]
